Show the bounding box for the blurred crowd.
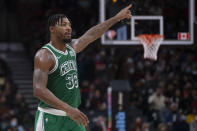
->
[78,45,197,131]
[0,0,197,131]
[0,56,34,131]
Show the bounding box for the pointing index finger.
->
[126,4,132,9]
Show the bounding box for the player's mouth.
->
[64,32,71,37]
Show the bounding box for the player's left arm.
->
[71,5,132,53]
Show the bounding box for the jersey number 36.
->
[65,73,79,90]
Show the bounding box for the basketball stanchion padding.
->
[138,34,164,60]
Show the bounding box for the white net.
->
[138,34,163,60]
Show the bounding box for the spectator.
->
[190,115,197,131]
[0,56,33,131]
[158,123,168,131]
[131,117,142,131]
[148,87,165,110]
[172,114,189,131]
[91,116,107,131]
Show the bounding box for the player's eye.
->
[62,23,66,26]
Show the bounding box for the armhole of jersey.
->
[42,47,58,75]
[67,44,76,57]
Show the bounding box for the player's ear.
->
[49,26,55,33]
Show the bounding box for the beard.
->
[63,38,71,44]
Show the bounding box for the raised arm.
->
[33,49,89,126]
[71,5,132,53]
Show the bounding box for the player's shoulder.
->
[71,39,77,43]
[34,48,54,65]
[70,39,79,53]
[70,39,77,47]
[35,48,51,59]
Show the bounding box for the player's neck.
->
[50,37,66,52]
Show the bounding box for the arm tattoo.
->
[74,17,118,53]
[33,49,52,87]
[33,69,47,86]
[84,17,118,41]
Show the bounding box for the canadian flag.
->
[178,32,189,40]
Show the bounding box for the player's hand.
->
[115,4,132,21]
[66,107,89,126]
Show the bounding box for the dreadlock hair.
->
[46,14,68,41]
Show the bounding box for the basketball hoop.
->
[138,34,164,60]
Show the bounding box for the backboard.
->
[100,0,195,45]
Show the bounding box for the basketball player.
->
[33,5,132,131]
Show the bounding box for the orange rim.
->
[138,34,164,45]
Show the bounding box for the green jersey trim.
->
[49,42,68,55]
[42,47,58,74]
[66,44,76,57]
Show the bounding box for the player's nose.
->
[66,26,72,32]
[67,24,72,29]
